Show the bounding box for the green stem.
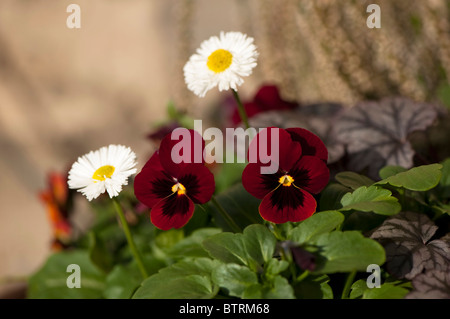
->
[341,270,357,299]
[211,196,242,233]
[112,198,148,279]
[232,89,250,129]
[296,270,309,283]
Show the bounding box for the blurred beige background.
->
[0,0,448,295]
[0,0,259,286]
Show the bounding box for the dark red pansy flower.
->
[134,129,215,230]
[231,85,298,125]
[243,127,329,223]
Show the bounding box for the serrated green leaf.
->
[311,231,386,274]
[375,164,442,191]
[335,172,374,190]
[212,263,258,298]
[28,250,106,299]
[288,211,345,244]
[340,186,401,216]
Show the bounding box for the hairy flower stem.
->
[211,196,242,233]
[112,198,148,279]
[232,89,250,129]
[341,270,357,299]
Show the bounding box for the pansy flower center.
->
[207,49,233,73]
[92,165,115,181]
[279,174,294,187]
[171,182,187,195]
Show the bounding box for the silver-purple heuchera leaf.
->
[335,98,438,176]
[370,211,450,280]
[406,268,450,299]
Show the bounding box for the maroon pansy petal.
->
[134,153,175,208]
[290,155,330,194]
[247,127,302,172]
[254,85,297,111]
[242,162,282,199]
[150,194,195,230]
[259,186,317,223]
[178,164,215,204]
[159,128,205,177]
[285,128,328,162]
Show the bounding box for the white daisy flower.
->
[183,31,259,98]
[68,144,137,201]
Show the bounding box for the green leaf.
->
[265,259,289,277]
[166,228,222,259]
[28,250,106,299]
[379,166,407,180]
[103,256,165,299]
[88,232,114,273]
[319,183,351,211]
[132,258,220,299]
[340,186,401,216]
[242,225,276,264]
[439,158,450,198]
[294,274,333,299]
[311,231,386,274]
[363,283,409,299]
[212,263,258,298]
[242,276,295,299]
[202,232,250,266]
[103,265,141,299]
[154,229,184,249]
[349,279,368,299]
[202,225,276,269]
[375,164,442,191]
[288,211,345,244]
[335,172,374,190]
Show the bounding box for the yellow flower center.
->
[279,175,294,187]
[207,49,233,73]
[92,165,115,181]
[172,182,186,196]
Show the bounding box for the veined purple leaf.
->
[335,98,437,176]
[406,268,450,299]
[370,211,450,280]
